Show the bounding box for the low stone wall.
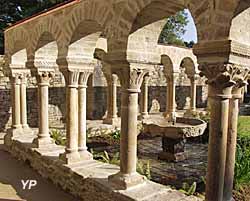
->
[4,134,202,201]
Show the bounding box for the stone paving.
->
[0,133,79,201]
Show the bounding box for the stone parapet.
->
[4,134,202,201]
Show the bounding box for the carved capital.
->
[36,70,54,85]
[10,69,31,85]
[112,74,118,85]
[166,73,179,84]
[199,63,249,88]
[79,71,93,87]
[143,75,151,86]
[188,74,199,84]
[114,68,150,92]
[62,70,80,88]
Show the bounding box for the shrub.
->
[50,129,66,146]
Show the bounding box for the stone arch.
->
[33,31,59,68]
[161,54,174,74]
[5,27,29,67]
[63,0,114,47]
[180,57,197,76]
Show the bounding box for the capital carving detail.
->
[114,68,150,91]
[79,71,93,87]
[37,71,54,85]
[199,63,250,89]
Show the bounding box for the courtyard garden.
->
[48,115,250,200]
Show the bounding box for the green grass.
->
[235,116,250,189]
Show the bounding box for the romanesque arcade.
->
[4,0,250,201]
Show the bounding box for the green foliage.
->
[234,116,250,189]
[137,160,151,180]
[159,10,189,46]
[50,129,66,146]
[0,0,66,54]
[179,182,197,196]
[91,150,151,179]
[110,128,121,140]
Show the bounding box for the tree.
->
[159,10,189,46]
[0,0,66,54]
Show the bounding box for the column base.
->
[138,113,149,120]
[22,125,34,135]
[103,117,120,126]
[4,127,23,146]
[32,136,55,148]
[78,149,93,160]
[159,137,186,162]
[108,172,146,190]
[59,151,81,164]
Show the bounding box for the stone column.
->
[190,77,197,112]
[199,63,237,201]
[108,68,147,190]
[164,74,178,122]
[60,71,81,164]
[12,75,22,130]
[185,75,198,117]
[78,71,93,160]
[224,77,248,201]
[20,74,33,134]
[33,71,54,148]
[140,76,150,119]
[103,74,119,125]
[86,75,94,120]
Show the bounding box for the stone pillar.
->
[20,74,33,134]
[86,75,94,120]
[140,76,150,119]
[60,71,81,164]
[103,74,119,125]
[190,77,197,112]
[108,67,147,190]
[33,71,54,148]
[164,74,178,122]
[224,78,248,201]
[12,75,22,131]
[184,75,198,117]
[78,71,93,160]
[199,63,238,201]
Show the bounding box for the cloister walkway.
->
[0,133,78,201]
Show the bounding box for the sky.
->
[182,9,197,43]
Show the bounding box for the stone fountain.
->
[142,114,207,162]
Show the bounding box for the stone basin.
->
[142,116,207,162]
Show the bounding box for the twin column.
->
[200,63,249,201]
[60,70,93,164]
[8,70,32,139]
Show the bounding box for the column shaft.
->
[141,78,149,117]
[66,86,79,153]
[111,76,118,118]
[78,82,92,160]
[190,80,197,111]
[120,90,138,174]
[12,77,21,129]
[223,88,241,201]
[205,85,232,201]
[20,77,28,128]
[38,83,49,138]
